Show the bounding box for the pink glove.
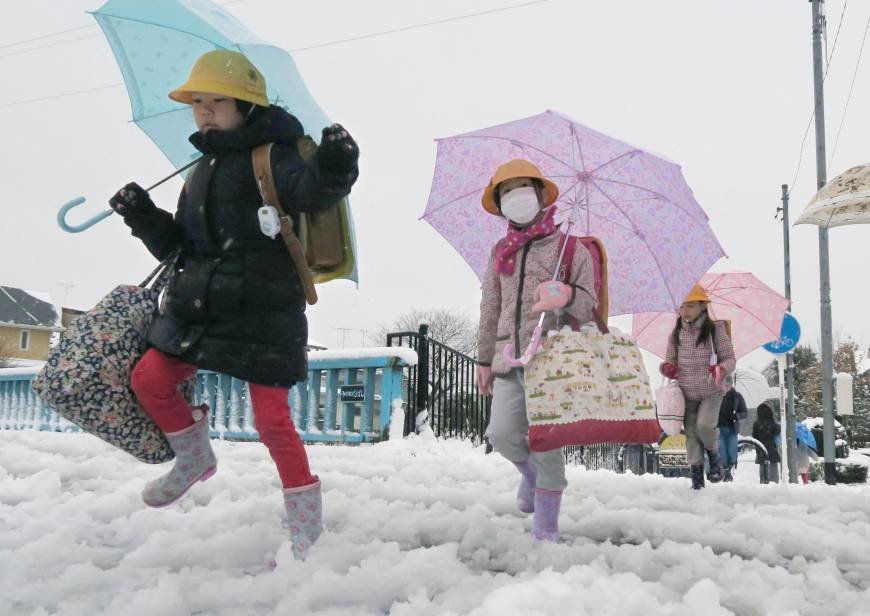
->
[532,281,572,312]
[477,364,493,396]
[660,363,678,379]
[709,364,724,386]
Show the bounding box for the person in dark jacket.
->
[108,50,358,559]
[752,402,781,484]
[717,376,747,482]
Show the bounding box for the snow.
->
[801,417,845,430]
[309,346,418,366]
[0,364,43,376]
[2,431,869,616]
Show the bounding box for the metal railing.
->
[565,443,657,474]
[386,324,490,443]
[0,349,415,444]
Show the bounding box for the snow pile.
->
[1,430,869,615]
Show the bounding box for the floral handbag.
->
[31,254,184,463]
[524,326,660,452]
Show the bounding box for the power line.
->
[0,0,554,109]
[828,10,870,170]
[0,32,103,61]
[288,0,553,53]
[0,23,96,50]
[0,82,123,109]
[0,0,245,57]
[787,0,848,198]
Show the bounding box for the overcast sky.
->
[2,0,869,374]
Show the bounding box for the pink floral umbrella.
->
[631,272,790,360]
[422,110,726,316]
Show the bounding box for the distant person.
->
[476,159,596,542]
[717,375,747,481]
[752,402,781,483]
[795,439,818,484]
[109,50,359,559]
[659,284,736,490]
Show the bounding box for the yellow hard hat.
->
[683,283,710,303]
[169,50,268,107]
[481,159,559,215]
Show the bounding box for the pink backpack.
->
[558,234,609,332]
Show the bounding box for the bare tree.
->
[376,307,479,356]
[0,338,12,368]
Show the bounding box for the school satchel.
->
[31,255,187,464]
[251,138,356,305]
[524,236,659,451]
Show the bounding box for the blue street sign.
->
[763,312,801,354]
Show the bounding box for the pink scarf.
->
[494,207,557,275]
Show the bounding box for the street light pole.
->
[810,0,837,484]
[780,184,798,483]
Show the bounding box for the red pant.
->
[131,348,313,488]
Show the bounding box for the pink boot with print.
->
[142,411,217,508]
[283,477,323,560]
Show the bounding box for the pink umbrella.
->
[631,272,790,360]
[422,111,726,317]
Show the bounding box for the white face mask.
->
[500,186,541,225]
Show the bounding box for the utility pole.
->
[779,185,799,483]
[810,0,837,484]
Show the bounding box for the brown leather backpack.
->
[251,138,353,305]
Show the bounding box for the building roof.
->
[0,286,61,328]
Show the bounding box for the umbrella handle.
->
[57,197,114,233]
[502,323,544,367]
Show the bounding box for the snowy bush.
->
[808,459,868,483]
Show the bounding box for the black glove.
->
[316,123,359,176]
[109,182,156,218]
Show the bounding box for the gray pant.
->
[761,461,780,484]
[684,393,724,466]
[485,369,567,491]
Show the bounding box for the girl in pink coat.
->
[476,159,597,541]
[659,284,736,489]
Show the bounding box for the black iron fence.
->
[386,324,491,443]
[565,444,657,475]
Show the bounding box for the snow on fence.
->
[0,347,417,445]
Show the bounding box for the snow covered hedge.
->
[808,455,869,483]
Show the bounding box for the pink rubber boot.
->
[142,411,217,508]
[531,488,562,542]
[283,477,323,560]
[513,459,537,514]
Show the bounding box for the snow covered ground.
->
[2,430,869,616]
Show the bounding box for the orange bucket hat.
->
[683,283,710,303]
[481,159,559,215]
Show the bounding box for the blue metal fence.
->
[0,349,415,444]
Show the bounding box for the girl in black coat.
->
[109,50,358,559]
[753,402,781,484]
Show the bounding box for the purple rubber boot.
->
[531,488,562,542]
[142,412,217,508]
[283,477,323,560]
[513,459,537,514]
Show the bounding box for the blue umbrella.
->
[58,0,358,283]
[795,422,818,452]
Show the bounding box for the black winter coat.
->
[752,420,781,464]
[717,389,748,428]
[124,105,357,386]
